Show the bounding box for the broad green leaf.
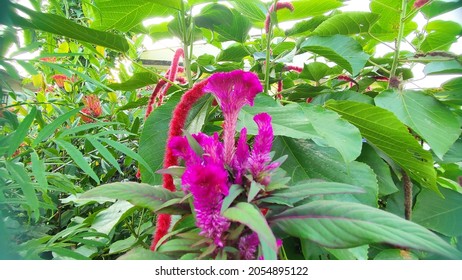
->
[90,200,134,235]
[424,60,462,75]
[311,91,374,105]
[108,72,158,91]
[375,90,461,159]
[369,0,416,41]
[11,4,129,52]
[272,180,365,203]
[8,106,36,157]
[285,16,327,36]
[4,161,40,221]
[117,247,174,260]
[301,35,369,76]
[214,10,252,43]
[271,200,462,259]
[421,0,462,19]
[109,236,136,254]
[86,136,123,174]
[54,139,100,184]
[299,62,343,82]
[217,43,250,62]
[91,0,177,32]
[420,20,462,52]
[116,97,149,112]
[272,138,378,206]
[313,12,380,36]
[239,96,362,163]
[231,0,266,22]
[413,188,462,237]
[223,202,277,260]
[80,182,183,211]
[31,151,48,192]
[100,138,155,177]
[357,144,398,196]
[157,239,198,254]
[32,107,82,146]
[327,245,369,260]
[194,4,234,30]
[325,100,437,192]
[277,0,342,22]
[221,184,244,213]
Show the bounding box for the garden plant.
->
[1,0,462,260]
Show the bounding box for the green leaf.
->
[248,181,265,202]
[108,72,158,91]
[80,182,183,211]
[325,100,437,192]
[91,0,177,32]
[31,151,48,192]
[33,107,83,147]
[277,0,342,22]
[357,144,398,196]
[421,0,462,19]
[116,97,149,112]
[86,136,123,174]
[239,96,362,163]
[375,90,461,159]
[8,106,36,157]
[58,122,120,137]
[214,10,252,43]
[299,62,343,82]
[54,139,100,184]
[413,188,462,237]
[311,91,374,105]
[424,60,462,75]
[271,200,462,259]
[194,4,234,30]
[117,247,174,260]
[223,202,277,260]
[420,20,462,52]
[157,239,198,254]
[11,4,129,52]
[216,43,250,62]
[231,0,266,22]
[100,138,155,177]
[285,16,327,36]
[301,35,370,76]
[4,161,40,221]
[273,137,378,206]
[90,200,134,235]
[313,12,380,36]
[221,184,244,213]
[271,180,365,203]
[49,247,89,260]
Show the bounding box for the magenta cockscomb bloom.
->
[238,232,260,260]
[204,70,262,165]
[232,127,249,185]
[182,163,230,246]
[248,113,279,185]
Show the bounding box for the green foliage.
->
[1,0,461,261]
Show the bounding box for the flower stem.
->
[180,1,193,88]
[264,0,279,95]
[388,0,407,89]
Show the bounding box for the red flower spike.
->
[151,79,209,250]
[265,2,295,33]
[52,74,69,87]
[414,0,428,8]
[283,65,303,73]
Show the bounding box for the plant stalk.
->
[264,0,279,95]
[388,0,408,88]
[180,2,193,88]
[402,170,413,220]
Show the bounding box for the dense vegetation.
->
[1,0,461,260]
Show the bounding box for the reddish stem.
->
[150,78,209,250]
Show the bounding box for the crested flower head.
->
[248,113,279,185]
[204,70,262,164]
[182,163,230,246]
[238,232,260,260]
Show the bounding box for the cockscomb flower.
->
[248,113,279,186]
[182,163,230,246]
[52,74,69,87]
[265,2,295,33]
[204,70,262,165]
[238,232,260,260]
[80,95,102,123]
[414,0,428,8]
